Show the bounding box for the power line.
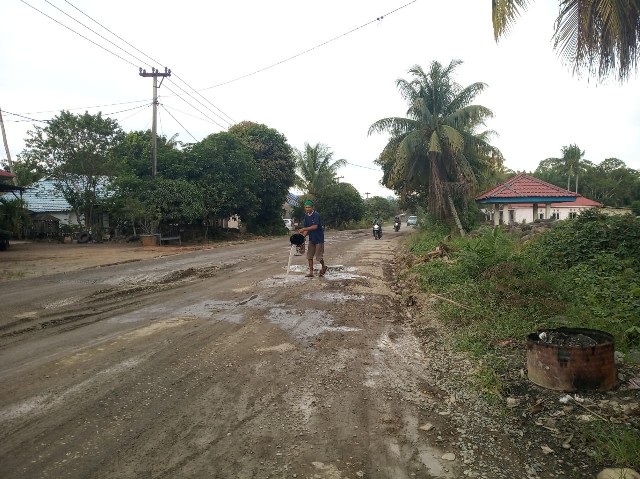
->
[19,0,139,69]
[44,0,152,70]
[2,111,51,123]
[20,99,149,115]
[60,0,236,125]
[162,84,228,130]
[101,103,151,117]
[165,78,232,127]
[200,0,418,91]
[345,161,380,171]
[160,105,197,142]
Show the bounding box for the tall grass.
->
[405,211,640,468]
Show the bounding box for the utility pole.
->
[0,108,18,186]
[139,67,171,177]
[365,192,370,199]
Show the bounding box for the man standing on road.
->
[297,199,326,278]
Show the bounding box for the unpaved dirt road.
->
[0,230,578,478]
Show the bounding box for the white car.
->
[407,215,418,227]
[283,219,294,231]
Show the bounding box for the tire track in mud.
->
[0,259,249,344]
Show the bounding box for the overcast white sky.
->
[2,0,639,199]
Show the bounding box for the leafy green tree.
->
[21,111,125,232]
[0,197,30,239]
[228,121,296,234]
[294,143,346,198]
[492,0,640,82]
[587,158,640,206]
[542,144,586,192]
[365,196,397,222]
[3,154,46,186]
[320,183,365,228]
[369,60,502,236]
[186,132,259,236]
[114,130,184,180]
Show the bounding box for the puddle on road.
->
[303,291,365,303]
[261,265,365,287]
[106,294,273,324]
[257,342,296,353]
[266,307,360,341]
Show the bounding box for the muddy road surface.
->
[1,229,538,479]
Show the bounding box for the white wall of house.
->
[486,204,600,224]
[510,204,596,223]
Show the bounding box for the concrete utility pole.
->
[365,192,370,199]
[139,67,171,177]
[0,108,18,186]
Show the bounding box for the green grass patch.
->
[407,211,640,399]
[577,421,640,467]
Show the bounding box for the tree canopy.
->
[492,0,640,82]
[294,143,346,199]
[228,121,296,234]
[21,110,124,232]
[369,59,503,236]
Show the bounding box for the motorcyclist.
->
[394,216,400,231]
[373,212,382,239]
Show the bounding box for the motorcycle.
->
[372,220,382,240]
[393,219,400,232]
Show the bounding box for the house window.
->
[551,210,560,220]
[569,211,577,219]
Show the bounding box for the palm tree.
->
[294,143,346,198]
[368,60,502,236]
[492,0,640,82]
[540,144,585,193]
[555,144,585,192]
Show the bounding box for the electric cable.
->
[19,0,139,69]
[160,105,197,142]
[61,0,236,124]
[200,0,417,91]
[2,111,51,123]
[162,85,227,130]
[44,0,152,70]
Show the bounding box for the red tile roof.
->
[0,170,16,178]
[476,173,577,201]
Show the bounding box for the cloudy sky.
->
[2,0,639,198]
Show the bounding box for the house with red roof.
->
[475,173,602,225]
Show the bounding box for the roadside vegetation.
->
[404,210,640,467]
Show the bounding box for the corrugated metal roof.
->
[2,178,111,213]
[20,179,72,213]
[476,173,578,201]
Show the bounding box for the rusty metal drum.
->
[526,327,617,392]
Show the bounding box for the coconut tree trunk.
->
[447,193,465,237]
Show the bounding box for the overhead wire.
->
[61,0,236,125]
[44,0,233,128]
[344,161,380,171]
[20,99,150,115]
[200,0,418,91]
[162,84,227,130]
[44,0,152,70]
[2,111,51,124]
[19,0,418,143]
[160,105,197,142]
[19,0,233,137]
[19,0,139,69]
